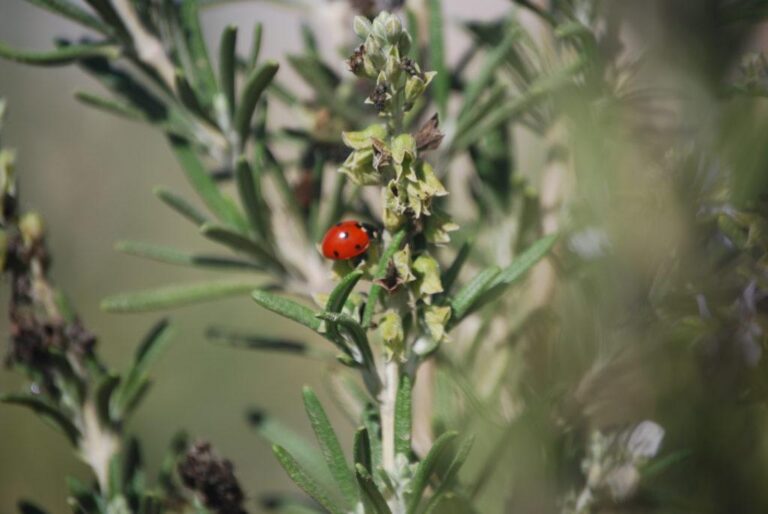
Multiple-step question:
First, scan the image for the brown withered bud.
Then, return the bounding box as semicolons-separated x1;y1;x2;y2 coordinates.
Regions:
374;261;403;293
400;57;422;79
414;114;444;152
371;138;392;170
179;441;247;514
370;83;390;113
347;44;366;75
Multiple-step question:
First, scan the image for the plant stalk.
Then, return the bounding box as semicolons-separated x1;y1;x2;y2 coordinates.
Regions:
380;359;400;474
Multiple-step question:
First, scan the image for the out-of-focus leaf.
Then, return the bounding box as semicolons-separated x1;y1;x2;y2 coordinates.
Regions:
235;156;271;241
406;431;459;514
0;394;79;445
427;0;448;116
95;373;121;426
353;427;372;473
302;387;358;507
153;186;209;225
219;25;238;116
449;266;500;322
180;0;218;103
17;501;50;514
116;240;262;271
102;279;262;312
235;61;280;149
207;326;330;358
168;135;247;230
200;223;279;268
422;436;475;513
272;445;345;514
23;0;109;33
441;241;471;295
75;91;145;121
249;22;263;68
0;41;119;65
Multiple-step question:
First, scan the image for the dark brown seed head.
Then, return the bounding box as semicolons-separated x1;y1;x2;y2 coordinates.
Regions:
178;441;246;514
347;44;366;75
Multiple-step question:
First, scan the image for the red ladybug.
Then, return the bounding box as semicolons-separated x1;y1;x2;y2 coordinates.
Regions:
321;220;377;260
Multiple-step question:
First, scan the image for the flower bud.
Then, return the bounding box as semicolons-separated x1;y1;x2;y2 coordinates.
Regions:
19;212;44;245
353;16;372;39
384;14;402;42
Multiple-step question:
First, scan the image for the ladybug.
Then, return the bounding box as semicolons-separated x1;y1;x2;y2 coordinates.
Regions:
321;220;378;260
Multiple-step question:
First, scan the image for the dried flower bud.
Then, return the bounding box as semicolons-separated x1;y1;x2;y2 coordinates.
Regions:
414;114;444;153
347;44;366;75
370;82;390;112
178;441;246;514
400;57;422;78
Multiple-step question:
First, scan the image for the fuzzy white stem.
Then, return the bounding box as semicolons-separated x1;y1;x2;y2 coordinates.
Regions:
380;360;400;474
79;402;121;493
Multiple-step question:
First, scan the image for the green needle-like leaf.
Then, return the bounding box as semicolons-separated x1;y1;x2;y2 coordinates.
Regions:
235;156;271;240
180;0;218;103
168;135;247;230
116;240;262;271
326;270;364;314
353;427;372;473
355;464;393;514
95;373;121;426
488;233;558;288
406;431;459;514
235;61;279;149
422;436;475;513
23;0;109;34
441;241;471;296
248;409;338;496
0;41;119;65
362;229;407;328
252;289;322;332
1;394;80;445
200;223;279;269
219;25;238;116
449;266;500;321
102;279;262;313
175;70;211;122
249;22;263;68
302;387;358;508
17;501;50;514
153;186;209;226
272;445;345;514
395;373;412;457
207;326;331;359
427;0;448;116
75;91;144;121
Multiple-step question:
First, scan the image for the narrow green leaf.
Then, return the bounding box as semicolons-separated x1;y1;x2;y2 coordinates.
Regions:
355;464;393;514
317;312;380;395
353;427;372;473
111;320;174;420
406;431;459;514
449;266;500;321
272;445;345;514
302;387;358;507
175;70;211;122
95;373;121;426
422;436;475;513
248;409;337;495
235;156;271;240
158;430;188;494
102;279;262;313
441;241;471;295
362;229;407;328
363;405;382;473
116;240;262;271
0;41;119;65
395;374;412;457
154;186;209;226
489;233;558;288
180;0;218;102
427;0;448;116
75;91;144;121
249;23;263;68
219;25;238;116
17;501;50;514
459;28;520;119
1;394;79;445
168;134;247;230
235;61;280;149
252;289;321;332
207;326;329;359
23;0;109;34
83;0;125;34
326;270;364;314
200;223;278;268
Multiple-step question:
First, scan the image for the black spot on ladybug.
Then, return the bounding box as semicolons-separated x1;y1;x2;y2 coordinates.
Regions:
355;222;363;229
340;232;348;239
333;250;340;258
355;244;362;250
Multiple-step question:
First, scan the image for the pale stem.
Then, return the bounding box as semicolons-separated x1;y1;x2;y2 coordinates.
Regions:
411;358;435;458
78;402;121;493
380;359;400;474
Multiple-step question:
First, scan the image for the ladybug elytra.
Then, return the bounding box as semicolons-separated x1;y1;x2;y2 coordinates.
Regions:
321;220;377;260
